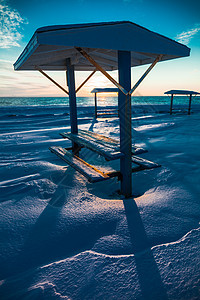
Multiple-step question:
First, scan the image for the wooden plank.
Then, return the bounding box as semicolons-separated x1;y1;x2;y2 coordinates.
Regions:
79;129;119;145
49;146;110;183
36;67;69;95
97;112;118;117
132;155;160;169
75;47;128;96
98;109;118;113
78;130;147;155
129;55;163;95
76;70;96;93
60;132;124;161
78;130;121;151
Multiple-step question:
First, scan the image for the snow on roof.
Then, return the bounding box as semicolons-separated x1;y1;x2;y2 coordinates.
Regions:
14;21;190;71
91;88;118;93
164;90;200;95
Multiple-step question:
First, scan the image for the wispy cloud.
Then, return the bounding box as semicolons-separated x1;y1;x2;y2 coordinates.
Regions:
0;0;28;48
176;24;200;45
0;59;69;96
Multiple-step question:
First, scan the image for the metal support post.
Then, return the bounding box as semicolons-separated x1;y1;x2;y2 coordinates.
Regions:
188;94;192;115
118;50;132;198
170;94;174;115
66;58;79;153
94;92;97;118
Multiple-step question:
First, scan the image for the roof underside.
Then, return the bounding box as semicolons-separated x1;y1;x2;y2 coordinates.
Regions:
91;88;118;93
14;21;190;71
165;90;200;95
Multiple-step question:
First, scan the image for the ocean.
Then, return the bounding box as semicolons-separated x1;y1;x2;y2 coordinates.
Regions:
0;96;200;107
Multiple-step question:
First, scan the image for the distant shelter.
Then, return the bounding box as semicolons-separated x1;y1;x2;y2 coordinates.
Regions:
91;88;118;118
165;90;200;115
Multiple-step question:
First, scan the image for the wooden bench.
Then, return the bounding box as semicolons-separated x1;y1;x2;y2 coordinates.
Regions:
60;129;147;160
60;132;124;161
50;130;160;183
49;146;111;182
49;146;160;183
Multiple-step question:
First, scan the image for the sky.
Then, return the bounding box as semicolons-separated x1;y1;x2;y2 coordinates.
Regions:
0;0;200;97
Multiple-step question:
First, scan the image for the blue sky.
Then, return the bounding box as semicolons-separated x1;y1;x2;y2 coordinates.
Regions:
0;0;200;96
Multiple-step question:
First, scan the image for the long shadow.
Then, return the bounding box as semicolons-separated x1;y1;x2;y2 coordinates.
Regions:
0;167;117;281
123;198;168;300
88;117;98;132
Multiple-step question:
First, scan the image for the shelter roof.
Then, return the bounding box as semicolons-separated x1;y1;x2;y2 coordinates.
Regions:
164;90;200;95
91;88;118;93
14;21;190;71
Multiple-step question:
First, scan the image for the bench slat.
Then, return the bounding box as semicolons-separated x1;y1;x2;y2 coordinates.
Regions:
49;146;111;183
132;155;160;169
79;130;147;154
70;129;147;155
60;132;124;161
79;129;119;145
49;147;161;183
97;112;118;117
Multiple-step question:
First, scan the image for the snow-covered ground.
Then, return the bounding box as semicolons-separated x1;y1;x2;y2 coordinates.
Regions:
0;104;200;299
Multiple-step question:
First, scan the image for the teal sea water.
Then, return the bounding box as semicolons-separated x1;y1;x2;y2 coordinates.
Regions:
0;96;199;106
